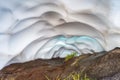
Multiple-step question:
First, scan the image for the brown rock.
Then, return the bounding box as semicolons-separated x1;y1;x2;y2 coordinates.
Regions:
0;48;120;80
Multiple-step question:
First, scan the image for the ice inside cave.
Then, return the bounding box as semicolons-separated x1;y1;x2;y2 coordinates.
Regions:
0;0;120;69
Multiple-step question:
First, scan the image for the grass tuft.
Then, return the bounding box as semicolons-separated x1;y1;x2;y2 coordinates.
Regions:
65;52;77;62
45;72;96;80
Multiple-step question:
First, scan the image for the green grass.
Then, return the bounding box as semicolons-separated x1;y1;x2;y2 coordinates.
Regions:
64;52;77;62
45;72;95;80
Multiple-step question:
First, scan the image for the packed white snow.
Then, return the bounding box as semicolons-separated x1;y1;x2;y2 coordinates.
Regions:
0;0;120;69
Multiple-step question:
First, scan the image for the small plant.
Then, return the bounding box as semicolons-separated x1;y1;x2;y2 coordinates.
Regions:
45;72;95;80
64;72;94;80
44;75;50;80
65;52;77;62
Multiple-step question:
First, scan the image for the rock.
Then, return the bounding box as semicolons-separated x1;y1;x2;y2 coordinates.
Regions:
0;48;120;80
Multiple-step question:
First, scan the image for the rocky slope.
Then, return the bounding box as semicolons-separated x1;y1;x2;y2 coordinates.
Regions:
0;48;120;80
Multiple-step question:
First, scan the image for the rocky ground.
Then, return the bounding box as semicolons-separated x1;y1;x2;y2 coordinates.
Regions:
0;48;120;80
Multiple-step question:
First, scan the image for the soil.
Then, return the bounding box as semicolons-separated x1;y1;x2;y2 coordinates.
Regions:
0;48;120;80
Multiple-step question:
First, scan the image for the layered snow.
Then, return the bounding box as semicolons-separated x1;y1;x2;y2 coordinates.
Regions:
0;0;120;69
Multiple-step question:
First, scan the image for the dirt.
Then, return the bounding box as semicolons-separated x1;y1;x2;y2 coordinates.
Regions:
0;48;120;80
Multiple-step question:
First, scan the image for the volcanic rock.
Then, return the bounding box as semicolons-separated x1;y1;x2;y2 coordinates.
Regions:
0;48;120;80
